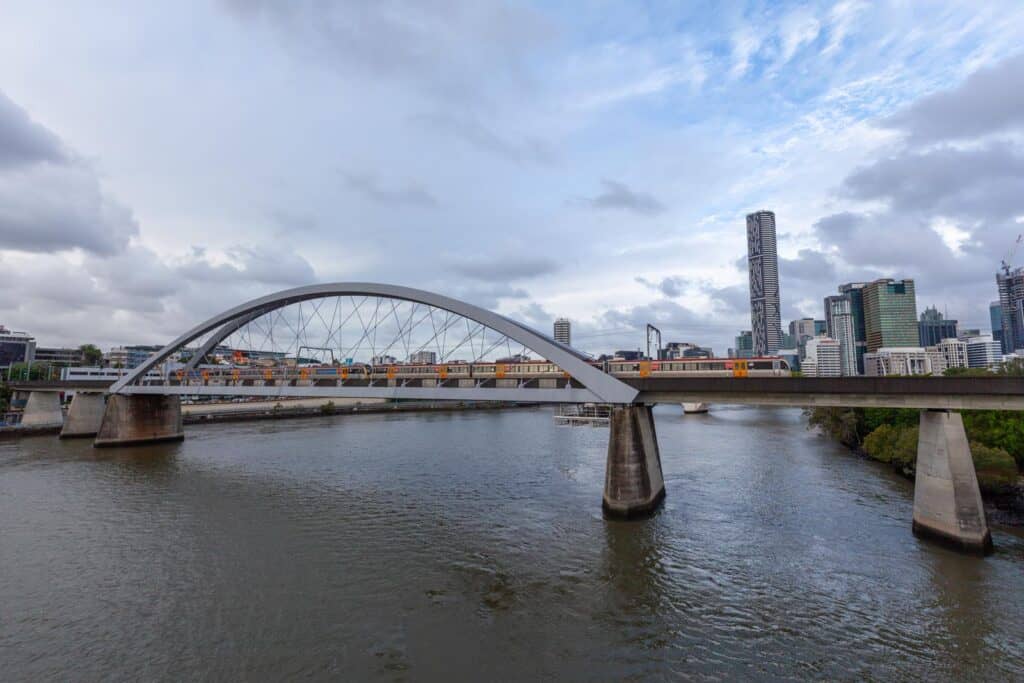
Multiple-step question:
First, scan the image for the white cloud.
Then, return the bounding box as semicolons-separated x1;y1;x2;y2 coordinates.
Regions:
778;11;821;64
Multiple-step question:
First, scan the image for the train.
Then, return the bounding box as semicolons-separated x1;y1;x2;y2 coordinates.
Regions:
171;356;790;382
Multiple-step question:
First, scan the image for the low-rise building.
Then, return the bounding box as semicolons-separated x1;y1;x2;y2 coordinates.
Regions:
34;347;85;367
106;344;163;369
803;337;841;377
936;338;968;370
965;336;1001;369
409;350;437;365
863;347;934;376
0;325;35;373
661;342;712;359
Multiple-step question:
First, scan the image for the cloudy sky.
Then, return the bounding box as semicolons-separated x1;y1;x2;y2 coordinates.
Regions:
1;0;1023;355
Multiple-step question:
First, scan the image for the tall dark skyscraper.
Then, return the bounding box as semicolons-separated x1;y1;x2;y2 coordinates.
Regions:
863;278;918;351
838;282;868;374
746;210;782;355
996;267;1024;353
990;301;1004;347
918;306;957;347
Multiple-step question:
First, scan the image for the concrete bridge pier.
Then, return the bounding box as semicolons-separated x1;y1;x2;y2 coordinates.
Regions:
94;394;184;448
60;392;107;438
20;391;64;428
912;410;992;555
603;404;666;518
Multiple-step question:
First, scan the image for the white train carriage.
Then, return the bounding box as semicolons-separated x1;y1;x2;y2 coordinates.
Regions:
606;357;790;378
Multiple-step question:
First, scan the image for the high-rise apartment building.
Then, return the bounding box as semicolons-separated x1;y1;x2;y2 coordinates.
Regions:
918;306;958;347
553;318;571;346
824;295;857;375
838;282;868;373
996;267;1024;353
990;301;1004;347
863;278;918;352
746;210;783;355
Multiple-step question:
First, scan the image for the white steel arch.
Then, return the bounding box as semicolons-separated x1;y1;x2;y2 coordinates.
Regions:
110;283;639;404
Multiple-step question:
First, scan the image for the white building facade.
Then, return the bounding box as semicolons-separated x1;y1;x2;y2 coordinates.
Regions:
803;337;841;377
936;338;968;370
863;347;935;376
965;336;1001;368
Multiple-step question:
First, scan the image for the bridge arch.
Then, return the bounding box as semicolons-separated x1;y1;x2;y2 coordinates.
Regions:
109;282;639;404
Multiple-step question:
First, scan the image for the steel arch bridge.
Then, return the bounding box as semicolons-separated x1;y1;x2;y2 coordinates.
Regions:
110;283;640;405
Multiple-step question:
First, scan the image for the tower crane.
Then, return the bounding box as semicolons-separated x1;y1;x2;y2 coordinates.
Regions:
1002;234;1023;275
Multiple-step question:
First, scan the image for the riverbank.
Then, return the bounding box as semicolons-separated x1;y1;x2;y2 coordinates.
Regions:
0;398;540;439
806;406;1024;525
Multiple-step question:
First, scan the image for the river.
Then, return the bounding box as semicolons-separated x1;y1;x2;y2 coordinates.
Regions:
2;406;1022;680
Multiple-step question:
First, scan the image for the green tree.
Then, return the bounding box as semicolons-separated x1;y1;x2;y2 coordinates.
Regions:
961;410;1024;469
997;357;1024;376
944;366;990;377
863;424;918;475
0;381;11;413
7;362;52;381
78;344;103;366
806;407;863;447
969;441;1018;493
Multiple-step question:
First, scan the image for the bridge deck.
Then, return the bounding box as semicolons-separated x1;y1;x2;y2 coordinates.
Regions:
627;376;1024;410
11;376;1024;410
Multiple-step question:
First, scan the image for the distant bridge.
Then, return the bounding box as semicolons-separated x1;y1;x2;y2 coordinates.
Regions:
11;282;1019;555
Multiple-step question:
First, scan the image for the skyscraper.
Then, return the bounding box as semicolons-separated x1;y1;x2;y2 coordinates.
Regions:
996;267;1024;353
838;282;868;374
990;301;1004;347
863;278;918;352
918;306;958;347
553;318;571;346
824;295;857;376
746;210;783;355
733;330;753;358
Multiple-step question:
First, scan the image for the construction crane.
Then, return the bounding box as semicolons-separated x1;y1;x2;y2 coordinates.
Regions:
643;323;659;360
1002;234;1023;275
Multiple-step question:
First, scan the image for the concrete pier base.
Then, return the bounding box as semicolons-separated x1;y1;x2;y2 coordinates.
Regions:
912;410;992;555
94;394;184;448
603;405;666;518
21;391;64;428
60;392;107;438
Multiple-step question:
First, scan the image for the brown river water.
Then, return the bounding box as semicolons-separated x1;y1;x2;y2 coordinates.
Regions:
2;405;1022;680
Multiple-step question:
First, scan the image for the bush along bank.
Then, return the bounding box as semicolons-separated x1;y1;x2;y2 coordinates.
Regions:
807;407;1023;521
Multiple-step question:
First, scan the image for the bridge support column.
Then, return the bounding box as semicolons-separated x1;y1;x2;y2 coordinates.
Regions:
912;410;991;555
94;394;183;448
59;393;107;438
603;405;665;518
20;391;64;428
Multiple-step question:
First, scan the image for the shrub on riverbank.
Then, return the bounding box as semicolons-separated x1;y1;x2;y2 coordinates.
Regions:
862;424;917;476
807;407;1022;491
970;442;1019;493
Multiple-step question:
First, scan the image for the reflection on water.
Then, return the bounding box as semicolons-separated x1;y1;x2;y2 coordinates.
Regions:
1;406;1022;679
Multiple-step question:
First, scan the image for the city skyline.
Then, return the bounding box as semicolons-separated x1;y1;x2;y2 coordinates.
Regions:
0;2;1022;355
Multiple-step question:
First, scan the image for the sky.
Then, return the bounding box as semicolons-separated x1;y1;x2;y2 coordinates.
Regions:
1;0;1023;356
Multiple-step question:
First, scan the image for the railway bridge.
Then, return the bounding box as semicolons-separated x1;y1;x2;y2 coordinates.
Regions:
12;283;1024;555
